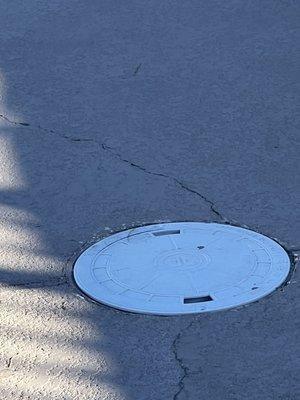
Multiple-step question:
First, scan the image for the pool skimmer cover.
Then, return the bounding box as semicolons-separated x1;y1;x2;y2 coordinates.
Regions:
73;222;290;315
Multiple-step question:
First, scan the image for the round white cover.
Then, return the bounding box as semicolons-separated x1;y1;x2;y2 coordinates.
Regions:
73;222;290;315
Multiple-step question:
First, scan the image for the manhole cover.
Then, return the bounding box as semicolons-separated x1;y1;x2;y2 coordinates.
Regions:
73;222;290;315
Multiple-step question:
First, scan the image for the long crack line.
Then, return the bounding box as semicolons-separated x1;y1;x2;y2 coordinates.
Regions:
171;319;198;400
2;278;67;289
0;113;94;143
1;113;106;177
1;113;227;221
101;143;227;222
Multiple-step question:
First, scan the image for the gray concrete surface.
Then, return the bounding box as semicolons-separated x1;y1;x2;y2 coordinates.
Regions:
0;1;299;399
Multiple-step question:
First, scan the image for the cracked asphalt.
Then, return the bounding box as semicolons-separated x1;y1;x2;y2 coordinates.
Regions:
0;1;299;399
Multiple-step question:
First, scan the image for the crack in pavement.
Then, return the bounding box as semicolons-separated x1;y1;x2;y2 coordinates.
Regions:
1;112;297;399
289;247;300;253
0;112;106;174
101;143;227;222
133;63;142;76
0;113;92;143
171;319;199;400
6;357;12;369
2;278;68;289
0;113;227;222
0;114;30;126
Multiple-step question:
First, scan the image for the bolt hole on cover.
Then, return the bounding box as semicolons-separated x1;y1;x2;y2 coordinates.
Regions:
73;222;291;315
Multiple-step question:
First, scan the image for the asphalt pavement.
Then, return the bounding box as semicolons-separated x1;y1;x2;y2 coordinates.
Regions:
0;1;299;399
